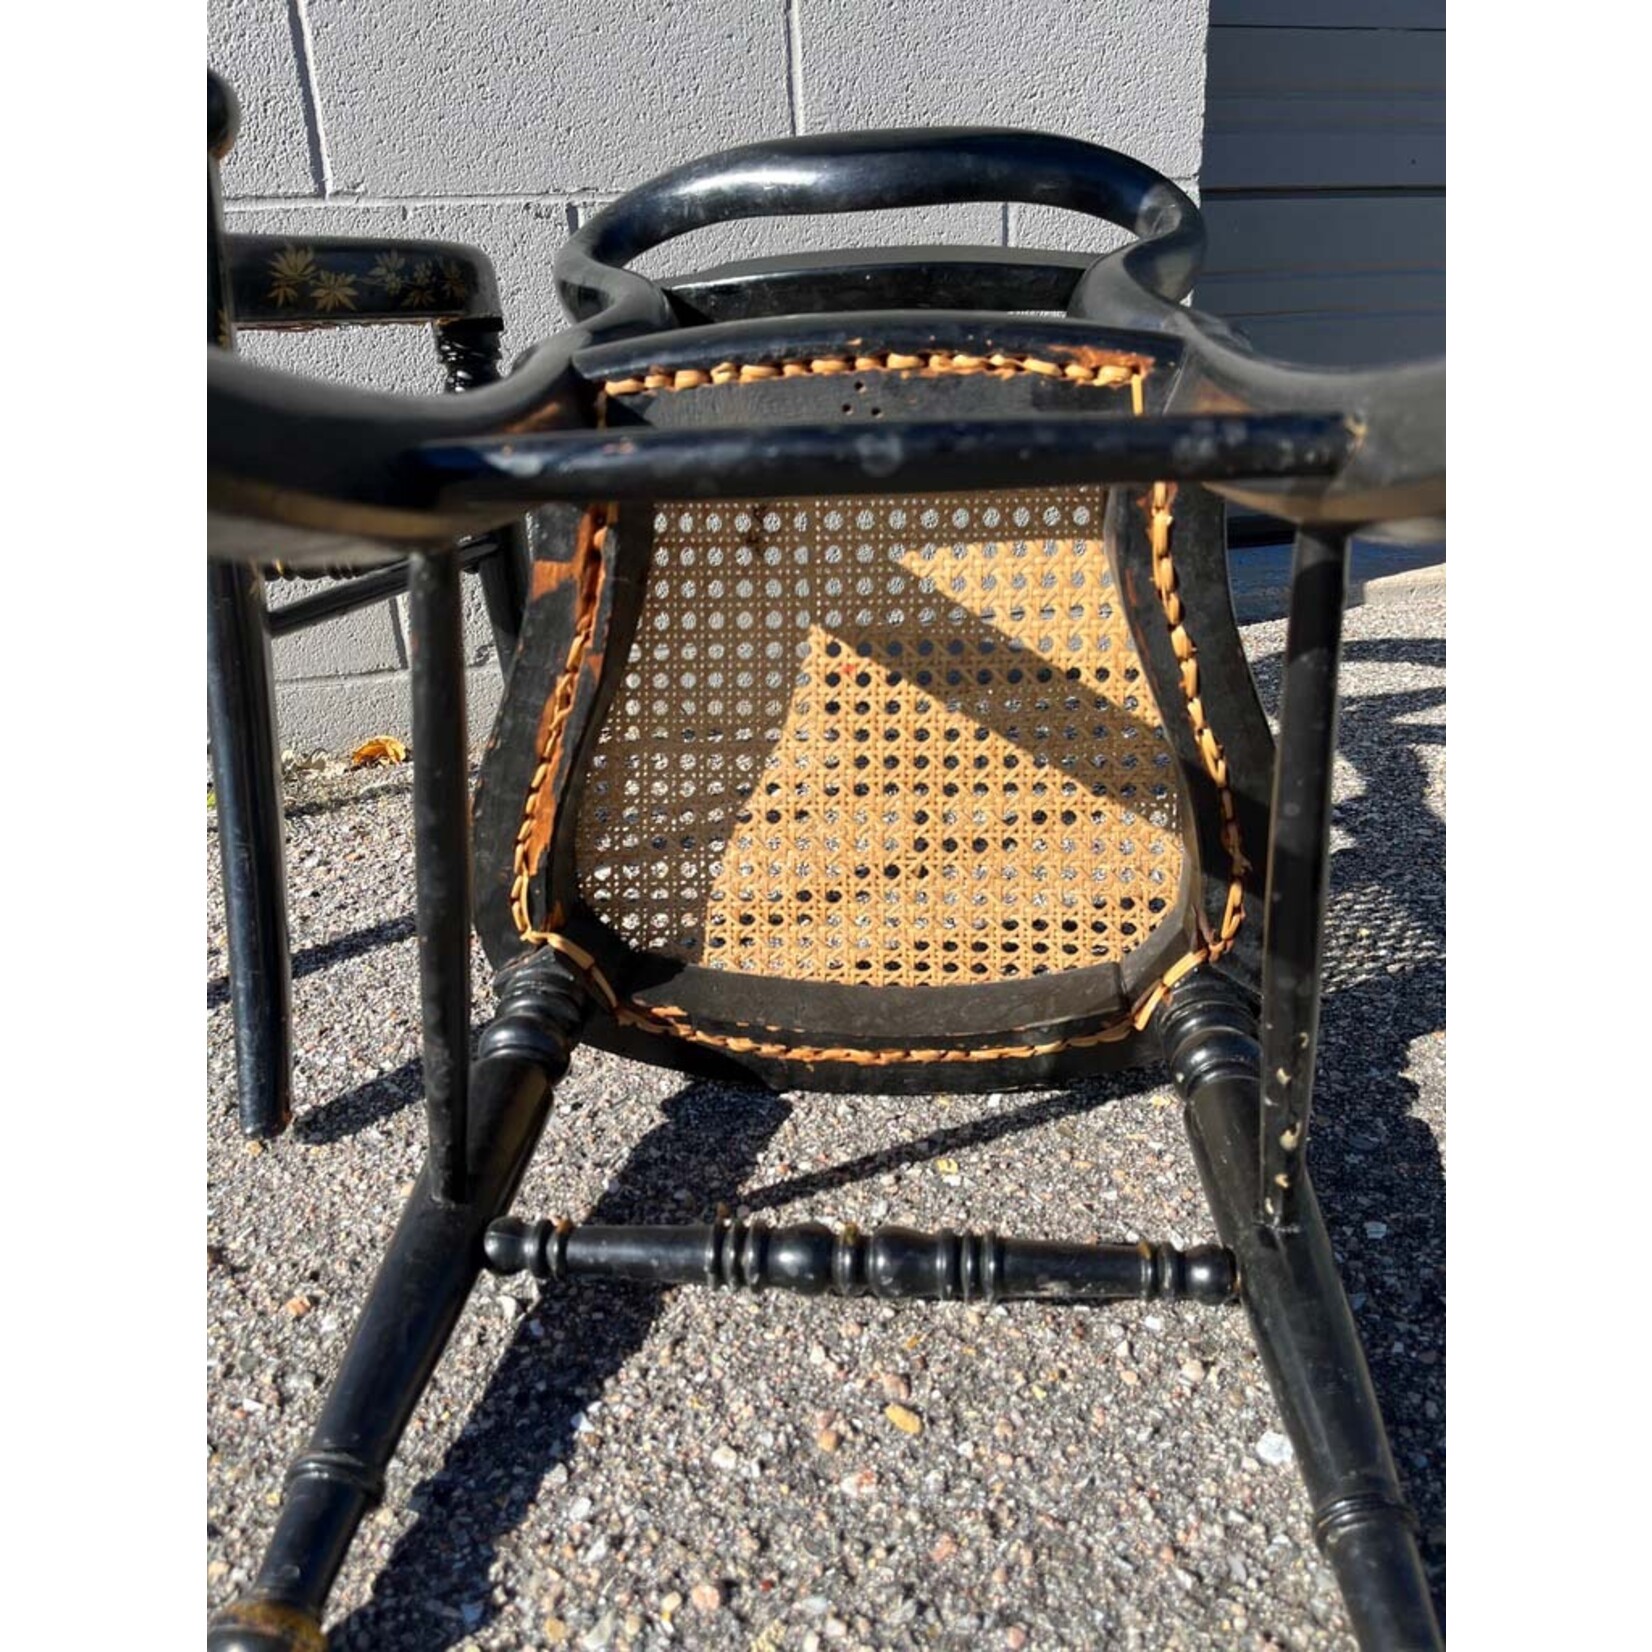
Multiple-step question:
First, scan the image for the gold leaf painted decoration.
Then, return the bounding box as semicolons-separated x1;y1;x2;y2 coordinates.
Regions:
369;251;407;294
257;245;463;315
312;269;359;312
402;260;436;308
267;245;317;306
350;736;408;768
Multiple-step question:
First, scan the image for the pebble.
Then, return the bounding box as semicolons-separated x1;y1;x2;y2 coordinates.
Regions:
710;1445;740;1471
1365;1221;1390;1239
282;1295;312;1318
1255;1431;1295;1467
816;1428;842;1453
1006;1628;1030;1650
885;1404;924;1436
878;1372;912;1402
206;599;1446;1651
690;1581;723;1614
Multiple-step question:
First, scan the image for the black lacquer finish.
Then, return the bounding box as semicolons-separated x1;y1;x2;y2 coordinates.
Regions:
424;411;1352;506
433;318;533;672
408;551;473;1203
664;245;1098;323
207;560;292;1139
209;130;1443;553
1159;976;1442;1651
207;955;591;1652
265;537;502;637
207;117;531;1148
226;232;502;332
1259;528;1352;1229
485;1215;1236;1306
207;76;291;1139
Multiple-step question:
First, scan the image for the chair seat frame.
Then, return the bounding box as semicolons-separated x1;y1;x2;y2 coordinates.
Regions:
207;69;1444;1652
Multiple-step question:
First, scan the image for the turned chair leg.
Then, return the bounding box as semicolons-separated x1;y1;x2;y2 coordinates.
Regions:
1160;976;1441;1652
208;559;293;1139
207;956;591;1652
433;317;533;678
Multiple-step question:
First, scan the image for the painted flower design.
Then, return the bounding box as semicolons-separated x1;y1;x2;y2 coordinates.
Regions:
267;245;317;306
369;252;408;294
439;259;468;303
402;260;436;308
311;269;359;312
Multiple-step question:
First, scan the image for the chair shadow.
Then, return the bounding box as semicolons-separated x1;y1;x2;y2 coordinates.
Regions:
740;1066;1148;1216
291;1048;436;1146
329;632;1444;1643
1252;632;1447;1621
206;914;416;1011
331;1080;794;1651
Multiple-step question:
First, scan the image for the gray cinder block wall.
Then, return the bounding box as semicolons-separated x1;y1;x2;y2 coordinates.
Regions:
211;0;1209;750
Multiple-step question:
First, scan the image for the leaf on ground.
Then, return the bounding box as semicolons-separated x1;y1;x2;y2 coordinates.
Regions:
350;736;408;768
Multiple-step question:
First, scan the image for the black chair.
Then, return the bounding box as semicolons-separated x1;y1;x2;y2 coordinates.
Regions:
207;67;1445;1652
208;80;531;1140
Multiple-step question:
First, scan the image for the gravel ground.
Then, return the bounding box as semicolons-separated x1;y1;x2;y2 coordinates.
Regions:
207;589;1445;1652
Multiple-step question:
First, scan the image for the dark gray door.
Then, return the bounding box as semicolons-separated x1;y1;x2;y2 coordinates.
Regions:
1198;2;1444;366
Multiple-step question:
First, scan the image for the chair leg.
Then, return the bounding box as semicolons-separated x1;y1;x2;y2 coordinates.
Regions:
208;955;591;1652
1159;974;1442;1652
432;317;532;677
208;560;293;1139
474;519;532;676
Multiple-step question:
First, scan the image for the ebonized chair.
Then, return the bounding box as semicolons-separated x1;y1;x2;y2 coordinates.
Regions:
208;82;531;1141
207;66;1445;1652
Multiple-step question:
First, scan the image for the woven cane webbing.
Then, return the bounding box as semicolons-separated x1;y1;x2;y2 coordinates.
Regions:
575;486;1183;986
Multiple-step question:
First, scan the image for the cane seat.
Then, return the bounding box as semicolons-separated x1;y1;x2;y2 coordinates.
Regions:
471;343;1275;1093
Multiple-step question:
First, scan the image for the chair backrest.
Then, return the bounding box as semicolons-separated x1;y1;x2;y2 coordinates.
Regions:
472;333;1276;1094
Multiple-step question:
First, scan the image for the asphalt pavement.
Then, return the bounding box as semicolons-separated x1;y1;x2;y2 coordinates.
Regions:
207;584;1445;1651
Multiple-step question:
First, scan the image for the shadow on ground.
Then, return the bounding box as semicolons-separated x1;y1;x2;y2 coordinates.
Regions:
321;631;1443;1646
334;1081;794;1650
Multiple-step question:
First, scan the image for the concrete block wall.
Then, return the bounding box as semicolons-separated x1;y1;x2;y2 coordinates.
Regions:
212;0;1209;751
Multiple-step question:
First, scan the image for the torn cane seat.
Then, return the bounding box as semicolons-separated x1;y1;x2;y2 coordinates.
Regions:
208;102;1445;1652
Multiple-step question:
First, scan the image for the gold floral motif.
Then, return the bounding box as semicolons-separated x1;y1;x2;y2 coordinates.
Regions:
402;260;436;308
312;269;359;312
439;258;468;303
267;245;317;306
368;251;408;294
257;244;465;315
